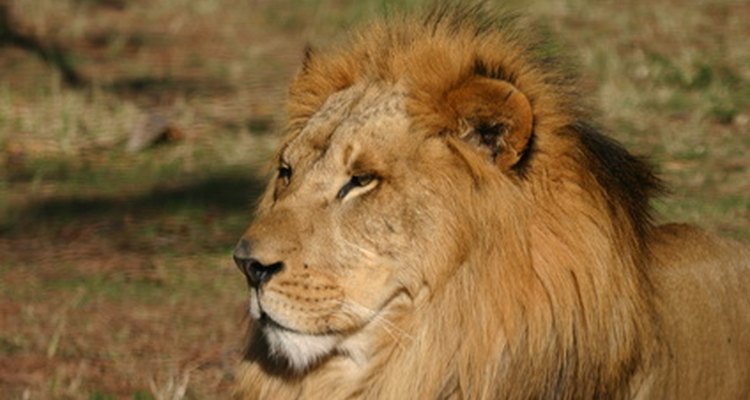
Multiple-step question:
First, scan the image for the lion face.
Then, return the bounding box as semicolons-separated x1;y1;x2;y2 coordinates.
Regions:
233;48;536;370
234;82;474;370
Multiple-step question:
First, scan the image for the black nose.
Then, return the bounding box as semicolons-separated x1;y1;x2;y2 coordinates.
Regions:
233;239;284;287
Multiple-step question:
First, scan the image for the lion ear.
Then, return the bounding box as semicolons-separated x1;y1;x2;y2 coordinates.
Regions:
447;77;533;171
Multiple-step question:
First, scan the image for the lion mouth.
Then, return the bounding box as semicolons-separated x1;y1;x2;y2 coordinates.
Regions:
252;293;300;334
259;311;297;333
254;295;321;336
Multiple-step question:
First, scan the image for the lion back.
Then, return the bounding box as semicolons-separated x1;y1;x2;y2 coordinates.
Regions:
646;223;750;399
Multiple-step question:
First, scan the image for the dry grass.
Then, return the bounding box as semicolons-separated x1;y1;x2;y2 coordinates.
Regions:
0;0;747;398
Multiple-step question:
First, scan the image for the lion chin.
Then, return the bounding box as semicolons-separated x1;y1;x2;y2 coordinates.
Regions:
231;5;750;400
261;322;338;372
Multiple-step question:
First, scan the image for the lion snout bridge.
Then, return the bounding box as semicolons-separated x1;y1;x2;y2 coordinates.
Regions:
233;239;284;287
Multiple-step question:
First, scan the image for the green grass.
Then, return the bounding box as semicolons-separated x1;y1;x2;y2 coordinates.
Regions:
0;0;747;398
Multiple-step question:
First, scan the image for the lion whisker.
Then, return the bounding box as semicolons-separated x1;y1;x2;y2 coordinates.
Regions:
339;300;413;348
340;238;379;261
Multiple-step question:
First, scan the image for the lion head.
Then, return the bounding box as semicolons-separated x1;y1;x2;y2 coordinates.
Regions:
233;6;666;399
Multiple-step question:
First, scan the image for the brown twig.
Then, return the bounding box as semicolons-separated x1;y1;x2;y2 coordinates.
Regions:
0;2;87;87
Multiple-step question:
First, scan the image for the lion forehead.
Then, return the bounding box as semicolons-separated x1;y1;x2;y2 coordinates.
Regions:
283;83;412;166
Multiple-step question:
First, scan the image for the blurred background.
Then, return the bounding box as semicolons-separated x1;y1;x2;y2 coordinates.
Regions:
0;0;747;398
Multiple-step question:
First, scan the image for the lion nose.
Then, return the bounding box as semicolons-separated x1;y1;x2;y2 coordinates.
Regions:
233;239;284;287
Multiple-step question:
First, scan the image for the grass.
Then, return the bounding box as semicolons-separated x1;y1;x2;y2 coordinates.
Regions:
0;0;748;398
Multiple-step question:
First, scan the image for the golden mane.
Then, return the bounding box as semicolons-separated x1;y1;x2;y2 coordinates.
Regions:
234;5;749;400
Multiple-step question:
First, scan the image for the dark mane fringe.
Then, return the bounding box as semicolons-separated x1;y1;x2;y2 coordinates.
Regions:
573;121;664;239
423;2;506;37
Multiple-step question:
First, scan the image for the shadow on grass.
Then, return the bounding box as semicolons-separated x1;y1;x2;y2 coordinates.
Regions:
23;174;263;218
2;172;267;254
105;76;236;104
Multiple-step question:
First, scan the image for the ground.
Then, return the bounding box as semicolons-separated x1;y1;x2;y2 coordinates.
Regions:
0;0;748;398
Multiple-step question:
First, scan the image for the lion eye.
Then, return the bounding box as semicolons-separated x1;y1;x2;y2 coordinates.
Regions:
278;164;292;183
337;173;377;199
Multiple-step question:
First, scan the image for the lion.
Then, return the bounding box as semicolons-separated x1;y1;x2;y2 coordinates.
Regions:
232;6;750;399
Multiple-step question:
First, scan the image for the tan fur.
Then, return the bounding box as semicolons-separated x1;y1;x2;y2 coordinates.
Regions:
234;6;750;399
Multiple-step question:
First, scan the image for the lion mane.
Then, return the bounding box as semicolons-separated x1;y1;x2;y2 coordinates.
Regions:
233;6;750;399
